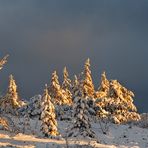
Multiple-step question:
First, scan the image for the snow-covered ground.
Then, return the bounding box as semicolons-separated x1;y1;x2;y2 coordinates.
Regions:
0;118;148;148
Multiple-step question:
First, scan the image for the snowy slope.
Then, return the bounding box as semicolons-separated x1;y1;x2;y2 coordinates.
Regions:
0;118;148;148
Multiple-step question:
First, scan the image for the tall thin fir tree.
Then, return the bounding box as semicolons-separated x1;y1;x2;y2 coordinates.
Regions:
80;58;95;98
71;75;79;97
62;67;72;90
73;75;79;88
8;75;20;108
62;67;72;105
68;87;96;138
48;71;62;105
40;84;60;138
95;71;110;98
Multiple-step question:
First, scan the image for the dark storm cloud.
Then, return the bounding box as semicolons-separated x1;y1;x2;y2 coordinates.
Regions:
0;0;148;112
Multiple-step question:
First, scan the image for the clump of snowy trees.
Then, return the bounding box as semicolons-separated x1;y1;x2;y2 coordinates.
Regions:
95;72;140;124
48;70;72;105
0;55;141;139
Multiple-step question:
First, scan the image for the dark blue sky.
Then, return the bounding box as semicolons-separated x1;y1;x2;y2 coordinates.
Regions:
0;1;148;112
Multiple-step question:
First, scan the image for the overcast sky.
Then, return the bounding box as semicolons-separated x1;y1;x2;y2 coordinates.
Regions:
0;0;148;112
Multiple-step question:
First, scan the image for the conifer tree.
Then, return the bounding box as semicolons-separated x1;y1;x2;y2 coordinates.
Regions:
62;67;71;90
27;95;42;118
80;58;95;98
71;75;79;97
71;74;96;118
48;71;62;104
73;75;79;88
40;84;59;138
8;75;20;108
0;75;24;114
62;67;72;105
95;71;110;98
0;54;9;71
68;88;95;138
48;71;70;105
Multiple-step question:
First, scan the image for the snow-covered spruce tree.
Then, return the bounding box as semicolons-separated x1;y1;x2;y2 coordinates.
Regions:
71;74;96;118
62;67;72;105
0;54;9;71
26;95;42;118
48;71;70;105
62;67;72;90
0;75;25;114
71;75;79;99
40;84;60;138
95;71;110;98
96;79;140;124
68;88;95;138
80;58;95;98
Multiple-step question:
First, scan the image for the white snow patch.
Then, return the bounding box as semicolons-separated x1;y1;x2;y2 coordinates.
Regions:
0;116;148;148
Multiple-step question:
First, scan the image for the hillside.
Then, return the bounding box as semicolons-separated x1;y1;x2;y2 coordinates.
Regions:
0;116;148;148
